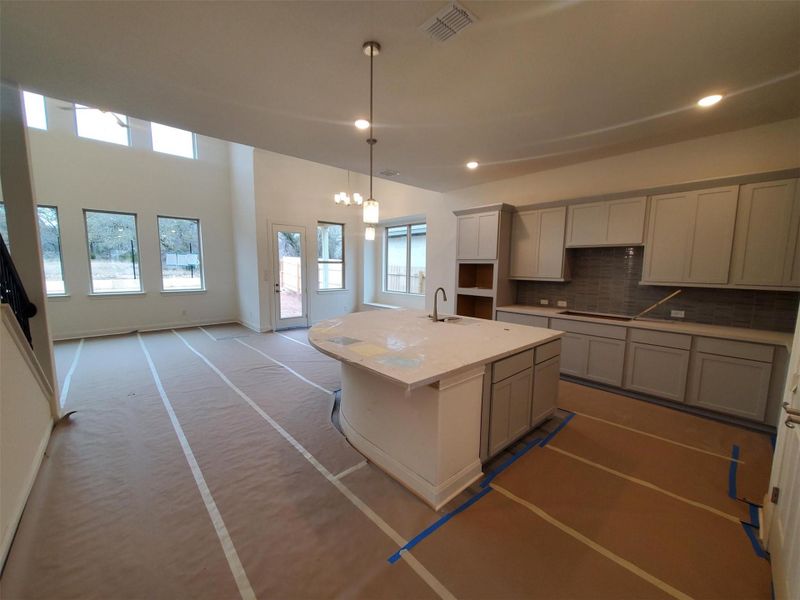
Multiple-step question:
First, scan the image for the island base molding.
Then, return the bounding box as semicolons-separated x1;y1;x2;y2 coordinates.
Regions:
339;363;485;510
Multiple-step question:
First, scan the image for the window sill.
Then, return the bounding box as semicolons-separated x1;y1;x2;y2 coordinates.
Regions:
381;290;426;298
88;291;146;298
161;289;207;295
317;288;348;294
46;294;70;300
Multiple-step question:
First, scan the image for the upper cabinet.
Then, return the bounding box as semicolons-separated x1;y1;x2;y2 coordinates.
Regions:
730;179;800;288
457;211;499;260
641;185;738;285
566;196;646;247
509;206;567;280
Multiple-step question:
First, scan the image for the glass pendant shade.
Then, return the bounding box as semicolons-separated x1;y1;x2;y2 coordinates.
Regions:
363;198;379;224
365;225;376;241
353;193;363;206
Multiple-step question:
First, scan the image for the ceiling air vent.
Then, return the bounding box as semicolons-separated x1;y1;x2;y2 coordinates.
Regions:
420;1;476;42
379;169;400;177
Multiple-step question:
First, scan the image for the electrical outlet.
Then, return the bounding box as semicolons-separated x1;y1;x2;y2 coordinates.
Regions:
557;300;567;308
670;309;685;319
539;299;549;306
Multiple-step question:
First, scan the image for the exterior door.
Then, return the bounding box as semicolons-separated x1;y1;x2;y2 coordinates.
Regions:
272;224;308;330
764;303;800;600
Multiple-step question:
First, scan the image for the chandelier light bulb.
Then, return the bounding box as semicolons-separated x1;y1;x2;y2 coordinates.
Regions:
353;192;363;205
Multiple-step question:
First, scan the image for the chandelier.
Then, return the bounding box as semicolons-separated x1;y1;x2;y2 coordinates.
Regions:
333;170;363;206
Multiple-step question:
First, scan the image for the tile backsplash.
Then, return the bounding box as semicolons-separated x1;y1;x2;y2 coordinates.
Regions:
516;247;800;332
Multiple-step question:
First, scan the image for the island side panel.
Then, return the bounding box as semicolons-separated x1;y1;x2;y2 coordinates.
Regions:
339;363;484;510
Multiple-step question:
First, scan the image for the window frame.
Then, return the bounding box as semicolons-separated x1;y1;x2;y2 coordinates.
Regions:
383;222;426;296
150;122;198;160
74;104;131;147
316;221;345;292
37;205;67;296
83;208;143;295
157;214;205;292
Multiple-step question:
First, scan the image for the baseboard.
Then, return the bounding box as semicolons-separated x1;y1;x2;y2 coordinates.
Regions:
0;423;52;573
53;317;240;341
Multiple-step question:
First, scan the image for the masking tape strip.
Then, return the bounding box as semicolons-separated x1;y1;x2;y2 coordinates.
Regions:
59;338;85;407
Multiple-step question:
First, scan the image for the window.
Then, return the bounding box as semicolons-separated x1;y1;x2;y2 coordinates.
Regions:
385;223;426;295
158;216;203;290
37;206;66;295
317;222;344;290
0;202;8;248
151;122;196;159
84;210;141;293
75;105;130;146
23;91;47;130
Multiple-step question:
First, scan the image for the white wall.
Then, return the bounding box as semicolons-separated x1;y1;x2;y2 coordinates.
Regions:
27;98;238;339
386;117;800;316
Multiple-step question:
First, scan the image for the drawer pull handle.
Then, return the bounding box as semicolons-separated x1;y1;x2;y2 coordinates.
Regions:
782;402;800;417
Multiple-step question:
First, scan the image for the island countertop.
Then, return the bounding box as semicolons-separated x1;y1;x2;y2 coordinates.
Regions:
308;309;562;389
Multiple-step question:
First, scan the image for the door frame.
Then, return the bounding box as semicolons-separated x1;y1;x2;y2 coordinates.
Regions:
270;223;309;330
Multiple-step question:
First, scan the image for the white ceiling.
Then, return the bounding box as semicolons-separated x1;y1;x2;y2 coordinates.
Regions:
2;1;799;192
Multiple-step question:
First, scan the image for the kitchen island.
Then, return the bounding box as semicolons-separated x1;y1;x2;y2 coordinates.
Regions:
309;309;562;509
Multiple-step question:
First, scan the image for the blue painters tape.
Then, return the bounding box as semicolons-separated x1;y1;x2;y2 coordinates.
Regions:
728;444;740;499
387;486;493;564
748;503;760;529
480;437;542;489
540;412;575;447
741;522;768;559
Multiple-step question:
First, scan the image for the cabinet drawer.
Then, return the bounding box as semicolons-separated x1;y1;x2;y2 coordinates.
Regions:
492;349;534;383
550;318;627;340
535;339;561;364
629;328;691;350
496;311;549;328
694;337;774;363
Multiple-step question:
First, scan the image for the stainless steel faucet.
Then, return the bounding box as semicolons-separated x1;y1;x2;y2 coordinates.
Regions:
432;287;447;322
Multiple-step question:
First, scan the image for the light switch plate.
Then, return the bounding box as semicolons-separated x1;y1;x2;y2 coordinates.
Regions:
557;300;567;308
670;309;685;319
539;299;549;305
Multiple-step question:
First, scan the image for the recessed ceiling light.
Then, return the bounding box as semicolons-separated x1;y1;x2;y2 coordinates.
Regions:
697;94;723;108
466;161;479;170
354;119;370;129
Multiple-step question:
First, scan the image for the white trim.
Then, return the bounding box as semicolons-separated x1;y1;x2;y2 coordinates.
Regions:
170;329;455;600
137;333;255;600
59;338;84;407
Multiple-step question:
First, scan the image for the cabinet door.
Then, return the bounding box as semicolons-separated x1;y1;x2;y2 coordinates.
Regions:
457;215;479;260
537;207;567;278
489;368;533;456
732;179;799;286
584;336;625;387
643;192;694;282
559;333;588;377
687;352;771;421
685;186;738;284
509;211;541;278
567;202;607;246
607;197;647;245
624;342;689;402
532;356;559;426
476;212;499;260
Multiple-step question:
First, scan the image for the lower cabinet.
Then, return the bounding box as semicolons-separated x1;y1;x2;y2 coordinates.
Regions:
624;342;690;403
489;368;533;456
687;352;772;421
532;356;559;426
559;332;625;387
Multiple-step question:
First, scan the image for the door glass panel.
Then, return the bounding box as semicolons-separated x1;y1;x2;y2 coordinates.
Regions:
277;230;303;319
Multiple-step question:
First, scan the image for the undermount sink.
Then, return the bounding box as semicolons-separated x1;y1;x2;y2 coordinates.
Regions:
559;310;633;322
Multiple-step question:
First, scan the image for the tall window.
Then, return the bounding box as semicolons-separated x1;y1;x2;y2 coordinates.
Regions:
0;203;8;248
151;122;196;159
84;210;141;293
75;105;130;146
158;216;203;290
317;222;344;290
37;206;66;295
385;223;426;295
23;91;47;130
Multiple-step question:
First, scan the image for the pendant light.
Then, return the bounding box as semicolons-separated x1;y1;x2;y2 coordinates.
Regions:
362;41;380;238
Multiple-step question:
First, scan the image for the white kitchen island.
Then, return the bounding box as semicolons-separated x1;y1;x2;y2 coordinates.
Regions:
309;309;562;510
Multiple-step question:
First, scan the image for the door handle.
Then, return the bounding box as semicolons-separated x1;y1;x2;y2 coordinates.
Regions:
782;402;800;417
274;283;280;293
785;414;800;429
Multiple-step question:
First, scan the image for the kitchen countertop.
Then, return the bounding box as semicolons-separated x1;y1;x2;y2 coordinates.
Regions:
309;309;562;389
496;304;793;349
